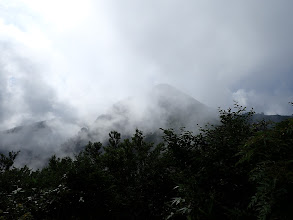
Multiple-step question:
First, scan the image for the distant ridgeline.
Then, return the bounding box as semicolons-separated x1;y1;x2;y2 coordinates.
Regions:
252;113;292;123
0;84;292;168
62;84;218;153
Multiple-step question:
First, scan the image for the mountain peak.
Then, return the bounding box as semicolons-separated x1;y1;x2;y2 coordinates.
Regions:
151;83;205;108
152;83;186;95
153;83;178;91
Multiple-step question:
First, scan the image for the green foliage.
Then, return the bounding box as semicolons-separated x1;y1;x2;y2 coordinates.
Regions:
0;103;292;219
161;103;255;219
101;129;172;218
238;117;293;220
0;151;19;172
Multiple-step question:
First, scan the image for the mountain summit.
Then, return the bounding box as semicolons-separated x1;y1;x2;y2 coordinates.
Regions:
76;84;217;146
1;84;217;167
151;84;212;126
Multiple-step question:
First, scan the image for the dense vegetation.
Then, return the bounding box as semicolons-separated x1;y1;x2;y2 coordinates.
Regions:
0;104;292;219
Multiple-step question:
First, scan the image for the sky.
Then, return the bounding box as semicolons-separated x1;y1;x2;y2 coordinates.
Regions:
0;0;293;131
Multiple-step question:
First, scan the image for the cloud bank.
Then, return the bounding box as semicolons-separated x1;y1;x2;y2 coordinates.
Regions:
0;0;292;132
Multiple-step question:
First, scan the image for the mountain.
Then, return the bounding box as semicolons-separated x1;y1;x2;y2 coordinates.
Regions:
62;84;218;153
0;119;80;168
252;113;292;123
94;84;215;131
2;84;290;168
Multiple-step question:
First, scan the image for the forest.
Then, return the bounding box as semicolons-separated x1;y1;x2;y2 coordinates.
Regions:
0;103;293;220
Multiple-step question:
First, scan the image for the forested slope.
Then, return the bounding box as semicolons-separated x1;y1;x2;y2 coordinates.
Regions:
0;103;293;219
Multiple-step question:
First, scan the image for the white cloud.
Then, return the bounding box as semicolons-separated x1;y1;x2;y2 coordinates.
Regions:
0;0;292;132
233;89;293;115
232;89;249;107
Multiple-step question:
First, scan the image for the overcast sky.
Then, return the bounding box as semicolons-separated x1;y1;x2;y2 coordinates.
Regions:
0;0;293;130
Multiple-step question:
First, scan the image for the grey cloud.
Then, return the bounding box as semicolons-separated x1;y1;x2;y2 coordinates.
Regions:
0;44;81;168
0;0;292;167
0;42;79;128
1;0;291;116
0;119;80;168
98;0;293;112
1;0;292;121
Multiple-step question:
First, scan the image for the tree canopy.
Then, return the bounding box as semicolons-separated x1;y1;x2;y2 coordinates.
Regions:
0;103;292;219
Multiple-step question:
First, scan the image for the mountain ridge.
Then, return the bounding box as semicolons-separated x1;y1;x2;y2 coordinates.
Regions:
1;84;291;168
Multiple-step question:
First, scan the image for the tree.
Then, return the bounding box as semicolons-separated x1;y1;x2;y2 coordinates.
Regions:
0;151;19;172
162;103;256;219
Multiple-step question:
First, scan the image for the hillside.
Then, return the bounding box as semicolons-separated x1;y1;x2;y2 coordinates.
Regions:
62;84;217;153
0;84;291;168
1;103;293;219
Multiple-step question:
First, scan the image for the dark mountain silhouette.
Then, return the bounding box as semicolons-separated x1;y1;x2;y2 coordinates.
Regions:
252;113;292;123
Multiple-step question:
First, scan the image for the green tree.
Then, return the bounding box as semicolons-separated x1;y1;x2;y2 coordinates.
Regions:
162;103;256;219
238;117;293;220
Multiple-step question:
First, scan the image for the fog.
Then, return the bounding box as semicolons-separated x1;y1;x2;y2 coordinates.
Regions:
0;0;293;167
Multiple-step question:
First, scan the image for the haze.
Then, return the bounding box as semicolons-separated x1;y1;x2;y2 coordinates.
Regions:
1;0;293;131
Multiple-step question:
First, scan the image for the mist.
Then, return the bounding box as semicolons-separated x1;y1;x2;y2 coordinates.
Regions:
0;0;293;167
